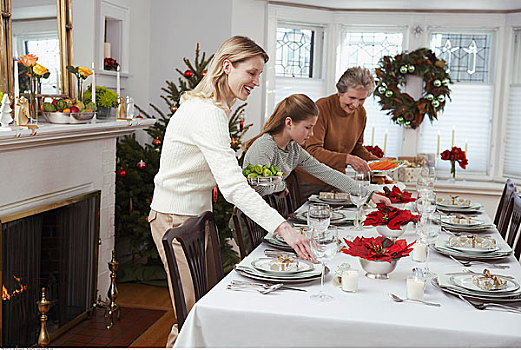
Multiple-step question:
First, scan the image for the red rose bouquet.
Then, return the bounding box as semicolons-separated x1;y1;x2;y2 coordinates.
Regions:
104;57;119;71
364;145;384;158
440;146;468;179
364;203;419;230
341;236;415;262
378;185;416;203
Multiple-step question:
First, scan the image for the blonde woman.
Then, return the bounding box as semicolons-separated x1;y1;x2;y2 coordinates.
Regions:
148;36;311;346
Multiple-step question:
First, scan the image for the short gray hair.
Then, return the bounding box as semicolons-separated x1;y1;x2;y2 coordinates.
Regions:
336;67;375;96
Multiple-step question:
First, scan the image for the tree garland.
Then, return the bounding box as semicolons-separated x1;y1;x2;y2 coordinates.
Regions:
374;48;452;129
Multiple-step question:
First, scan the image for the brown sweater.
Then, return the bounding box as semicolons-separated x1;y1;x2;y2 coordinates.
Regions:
296;93;379;185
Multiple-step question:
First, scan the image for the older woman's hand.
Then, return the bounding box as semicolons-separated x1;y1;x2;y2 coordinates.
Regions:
274;221;312;260
370;193;392;206
346;154;371;173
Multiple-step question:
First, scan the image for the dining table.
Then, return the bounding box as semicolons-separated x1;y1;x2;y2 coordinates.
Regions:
174;201;521;347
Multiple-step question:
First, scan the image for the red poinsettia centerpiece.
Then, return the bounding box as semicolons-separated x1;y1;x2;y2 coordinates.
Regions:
364;145;384;158
441;146;468;179
364;203;419;230
341;236;415;262
378;185;416;203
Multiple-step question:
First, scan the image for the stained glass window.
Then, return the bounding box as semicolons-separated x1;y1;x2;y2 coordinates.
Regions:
276;27;314;78
431;33;491;83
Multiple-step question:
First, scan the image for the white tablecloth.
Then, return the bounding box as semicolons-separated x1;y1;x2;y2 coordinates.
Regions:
174;209;521;347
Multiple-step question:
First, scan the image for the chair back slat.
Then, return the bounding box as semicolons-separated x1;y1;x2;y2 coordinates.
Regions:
231;207;266;258
162;211;224;330
495;179;517;238
507;193;521;260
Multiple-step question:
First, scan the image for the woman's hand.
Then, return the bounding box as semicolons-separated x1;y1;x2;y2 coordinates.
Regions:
346;154;371;173
274;221;312;260
370;193;392;206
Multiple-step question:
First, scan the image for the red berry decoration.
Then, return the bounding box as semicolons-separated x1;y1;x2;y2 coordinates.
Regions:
117;168;126;177
152;137;162;146
184;70;193;78
171;105;178;113
137;160;146;169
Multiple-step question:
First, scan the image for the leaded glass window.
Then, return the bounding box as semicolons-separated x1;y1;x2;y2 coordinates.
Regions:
276;27;314;78
431;33;492;83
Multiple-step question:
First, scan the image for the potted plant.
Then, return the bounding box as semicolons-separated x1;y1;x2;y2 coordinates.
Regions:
364;203;419;238
83;85;119;119
341;236;415;279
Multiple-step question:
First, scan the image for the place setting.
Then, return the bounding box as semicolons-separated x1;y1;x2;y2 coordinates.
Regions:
439;214;495;233
436;195;484;214
308;191;354;206
433;233;513;261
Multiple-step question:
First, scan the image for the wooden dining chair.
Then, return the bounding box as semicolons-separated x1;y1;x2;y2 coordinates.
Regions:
231;207;267;259
494;179;517;239
505;193;521;260
162;211;224;330
285;171;303;209
263;191;294;219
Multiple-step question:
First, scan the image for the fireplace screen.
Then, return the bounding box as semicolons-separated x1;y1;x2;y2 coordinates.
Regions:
1;191;100;347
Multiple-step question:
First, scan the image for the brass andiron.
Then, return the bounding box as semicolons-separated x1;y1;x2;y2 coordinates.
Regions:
37;287;52;346
94;250;121;329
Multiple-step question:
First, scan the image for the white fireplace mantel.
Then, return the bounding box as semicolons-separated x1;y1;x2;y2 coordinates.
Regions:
0;118;155;298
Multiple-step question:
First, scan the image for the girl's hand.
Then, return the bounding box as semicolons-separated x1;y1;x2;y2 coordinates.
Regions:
274;221;312;260
371;193;392;206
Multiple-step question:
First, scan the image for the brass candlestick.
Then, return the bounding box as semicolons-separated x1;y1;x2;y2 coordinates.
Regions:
37;287;52;346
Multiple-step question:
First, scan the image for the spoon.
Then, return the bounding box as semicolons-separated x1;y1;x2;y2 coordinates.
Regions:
389;293;441;307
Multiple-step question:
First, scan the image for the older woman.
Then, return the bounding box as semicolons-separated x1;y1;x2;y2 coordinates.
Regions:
295;67;379;201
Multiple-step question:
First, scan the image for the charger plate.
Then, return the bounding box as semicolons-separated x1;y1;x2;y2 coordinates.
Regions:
234;265;328;284
450;274;519;293
432;276;521;303
251;257;314;275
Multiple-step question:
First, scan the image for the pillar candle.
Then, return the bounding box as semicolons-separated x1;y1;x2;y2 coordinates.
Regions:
436;130;440;156
104;42;111;58
412;242;427;262
371;124;375;146
451;125;455;148
14;60;19;98
91;62;96;105
406;276;425;300
383;129;388;154
116;65;120;97
464;139;468;155
341;270;359;292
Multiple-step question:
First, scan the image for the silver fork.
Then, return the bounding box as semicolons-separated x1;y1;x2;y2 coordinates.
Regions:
227;283;283;294
458;295;521;313
449;255;510;269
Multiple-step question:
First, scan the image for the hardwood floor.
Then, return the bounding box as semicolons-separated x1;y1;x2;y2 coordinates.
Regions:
117;282;175;347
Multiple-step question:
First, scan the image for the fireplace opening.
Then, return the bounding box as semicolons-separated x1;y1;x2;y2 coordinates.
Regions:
1;191;100;347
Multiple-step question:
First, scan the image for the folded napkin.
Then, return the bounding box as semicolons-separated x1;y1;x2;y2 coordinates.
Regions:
236;253;321;279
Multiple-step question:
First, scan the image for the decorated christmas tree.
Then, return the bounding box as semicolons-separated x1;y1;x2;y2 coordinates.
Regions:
115;44;252;281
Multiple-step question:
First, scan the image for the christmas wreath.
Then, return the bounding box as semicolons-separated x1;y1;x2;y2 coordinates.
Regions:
374;48;452;129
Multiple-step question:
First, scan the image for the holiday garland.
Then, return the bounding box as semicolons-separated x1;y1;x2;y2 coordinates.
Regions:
374;48;452;129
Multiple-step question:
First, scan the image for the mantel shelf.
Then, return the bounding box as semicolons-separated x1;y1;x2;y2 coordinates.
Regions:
0;118;155;151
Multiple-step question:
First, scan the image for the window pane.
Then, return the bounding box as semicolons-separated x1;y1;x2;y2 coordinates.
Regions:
25;38;60;94
431;33;491;83
276;27;314;78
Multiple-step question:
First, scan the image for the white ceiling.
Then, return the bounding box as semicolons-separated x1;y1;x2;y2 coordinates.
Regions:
269;0;521;11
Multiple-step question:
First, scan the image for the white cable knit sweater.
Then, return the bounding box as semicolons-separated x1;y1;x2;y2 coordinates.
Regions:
151;97;285;233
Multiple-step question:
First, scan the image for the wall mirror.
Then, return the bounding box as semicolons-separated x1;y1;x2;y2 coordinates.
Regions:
0;0;74;98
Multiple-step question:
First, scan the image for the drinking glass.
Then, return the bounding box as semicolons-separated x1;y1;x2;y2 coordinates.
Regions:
309;226;339;302
307;203;331;234
416;166;436;195
416;191;437;217
418;212;441;278
350;172;371;230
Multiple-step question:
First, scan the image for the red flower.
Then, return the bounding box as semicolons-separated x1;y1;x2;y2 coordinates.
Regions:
364;203;419;230
378;185;416;203
341;236;415;262
440;146;468;169
364;145;384;158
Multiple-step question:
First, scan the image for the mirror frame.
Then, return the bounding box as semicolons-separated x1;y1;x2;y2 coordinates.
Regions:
0;0;74;98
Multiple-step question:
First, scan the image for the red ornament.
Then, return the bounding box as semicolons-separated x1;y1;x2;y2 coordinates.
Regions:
152;137;162;146
230;133;235;146
184;70;194;78
202;69;207;77
129;198;133;213
171;105;178;113
137;160;146;169
136;115;143;119
240;120;244;131
117;168;126;177
213;186;218;203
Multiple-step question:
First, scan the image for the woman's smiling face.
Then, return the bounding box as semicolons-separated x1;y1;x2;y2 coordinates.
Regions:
338;87;370;114
224;55;265;102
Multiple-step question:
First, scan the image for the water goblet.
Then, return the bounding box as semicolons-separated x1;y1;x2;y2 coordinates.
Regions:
307;203;331;234
417;212;441;278
350;172;371;230
309;226;339;302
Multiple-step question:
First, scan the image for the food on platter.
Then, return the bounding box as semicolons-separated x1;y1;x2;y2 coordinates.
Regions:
371;175;395;185
368;159;401;171
242;164;283;178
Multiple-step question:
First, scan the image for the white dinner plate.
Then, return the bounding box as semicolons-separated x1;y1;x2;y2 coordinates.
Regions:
293;210;355;224
450;274;520;293
449;244;499;253
441;217;485;227
432;277;521;303
251;257;314;276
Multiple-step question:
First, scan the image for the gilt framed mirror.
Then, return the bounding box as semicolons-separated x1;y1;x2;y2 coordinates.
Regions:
0;0;74;98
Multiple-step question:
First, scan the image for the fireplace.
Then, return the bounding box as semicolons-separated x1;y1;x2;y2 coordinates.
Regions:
0;191;100;347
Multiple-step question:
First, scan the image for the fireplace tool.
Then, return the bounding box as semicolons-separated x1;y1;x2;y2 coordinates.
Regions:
37;287;52;346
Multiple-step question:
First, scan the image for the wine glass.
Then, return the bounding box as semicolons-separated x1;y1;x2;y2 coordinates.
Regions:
417;166;436;195
418;212;441;278
416;191;437;217
309;225;339;302
307;203;331;234
350;172;371;230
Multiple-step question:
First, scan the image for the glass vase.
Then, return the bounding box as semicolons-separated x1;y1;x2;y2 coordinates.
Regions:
449;160;456;183
77;78;83;102
29;76;38;125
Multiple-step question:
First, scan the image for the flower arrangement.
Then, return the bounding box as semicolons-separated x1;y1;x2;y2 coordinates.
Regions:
17;54;49;119
341;236;415;262
104;57;119;71
364;145;384;158
441;146;468;179
83;85;119;108
364;203;419;230
66;65;93;102
378;185;416;204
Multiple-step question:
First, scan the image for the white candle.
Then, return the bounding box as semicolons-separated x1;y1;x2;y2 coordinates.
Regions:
412;242;428;262
436;130;440;156
383;129;388;155
104;42;112;59
13;60;19;98
451;125;456;147
341;270;359;292
91;62;96;105
371;124;375;146
406;276;425;301
464;139;468;155
116;65;120;97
